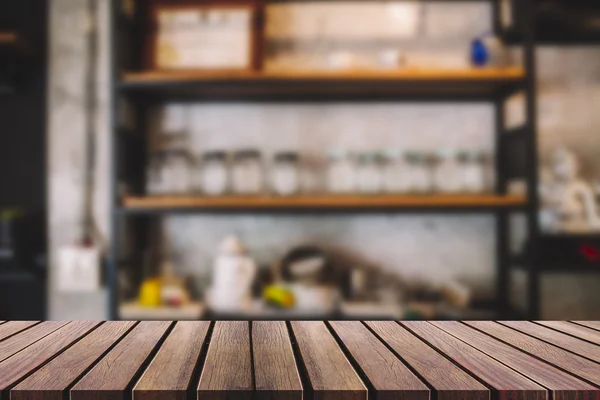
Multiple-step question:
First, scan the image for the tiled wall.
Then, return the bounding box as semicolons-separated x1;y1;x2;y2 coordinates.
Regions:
48;0;600;319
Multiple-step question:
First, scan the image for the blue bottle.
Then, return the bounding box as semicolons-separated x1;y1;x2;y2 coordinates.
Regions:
471;37;489;67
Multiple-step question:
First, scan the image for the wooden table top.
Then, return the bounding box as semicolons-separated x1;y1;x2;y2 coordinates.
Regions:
0;321;599;400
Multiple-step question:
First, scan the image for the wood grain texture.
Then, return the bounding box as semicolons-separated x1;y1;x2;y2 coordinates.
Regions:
536;321;600;345
198;321;253;400
11;321;136;400
71;321;172;400
431;322;599;400
0;321;38;342
500;321;600;363
134;321;210;400
366;321;489;400
466;321;600;386
290;321;367;400
0;321;100;391
572;321;600;331
123;194;527;210
252;321;302;400
329;321;429;400
0;321;68;363
403;322;546;400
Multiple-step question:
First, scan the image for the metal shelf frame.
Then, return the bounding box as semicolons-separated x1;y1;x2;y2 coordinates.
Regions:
107;0;540;320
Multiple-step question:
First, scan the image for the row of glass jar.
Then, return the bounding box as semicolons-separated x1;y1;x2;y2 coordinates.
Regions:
147;150;301;196
146;148;491;196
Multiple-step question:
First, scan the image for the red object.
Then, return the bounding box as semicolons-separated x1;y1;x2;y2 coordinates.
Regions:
579;244;600;262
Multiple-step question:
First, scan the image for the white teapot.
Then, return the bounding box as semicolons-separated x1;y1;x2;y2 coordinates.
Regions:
207;235;257;313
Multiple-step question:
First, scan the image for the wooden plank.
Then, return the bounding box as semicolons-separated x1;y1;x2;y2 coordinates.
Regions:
432;322;599;400
0;321;38;342
403;322;547;400
0;321;68;364
123;194;527;210
500;321;600;363
465;321;600;386
11;321;136;400
0;321;100;391
134;321;210;400
536;321;600;345
290;321;367;400
122;67;525;83
71;321;172;400
252;321;302;400
198;321;253;400
572;321;600;331
329;321;429;400
366;321;488;400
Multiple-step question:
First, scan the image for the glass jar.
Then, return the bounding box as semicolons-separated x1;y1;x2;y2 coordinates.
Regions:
461;150;488;193
327;150;356;194
433;149;463;194
164;150;193;194
271;152;300;196
406;152;434;194
382;149;412;193
147;153;167;195
201;151;229;196
232;150;264;195
356;152;383;194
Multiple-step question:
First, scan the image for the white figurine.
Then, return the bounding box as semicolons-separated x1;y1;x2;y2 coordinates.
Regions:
539;147;600;233
207;235;257;313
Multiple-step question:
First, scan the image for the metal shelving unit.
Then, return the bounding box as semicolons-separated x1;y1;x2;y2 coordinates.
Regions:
107;0;539;320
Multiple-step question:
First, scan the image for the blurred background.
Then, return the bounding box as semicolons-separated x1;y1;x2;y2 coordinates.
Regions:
1;0;600;321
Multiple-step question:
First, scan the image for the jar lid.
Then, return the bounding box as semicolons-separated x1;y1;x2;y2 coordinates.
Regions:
458;150;486;162
274;152;299;162
406;151;429;163
435;148;459;160
203;151;228;161
234;149;261;160
382;149;403;160
327;149;350;160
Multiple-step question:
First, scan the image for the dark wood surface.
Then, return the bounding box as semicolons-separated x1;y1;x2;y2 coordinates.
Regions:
71;321;172;400
291;321;367;400
329;321;429;400
0;321;38;342
431;321;598;400
198;321;253;400
134;321;210;400
536;321;600;345
500;321;600;363
0;321;598;400
252;321;302;400
402;322;547;400
466;321;600;386
366;321;490;400
11;321;136;400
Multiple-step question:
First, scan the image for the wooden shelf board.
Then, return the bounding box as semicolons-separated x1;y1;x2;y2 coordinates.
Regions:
118;67;525;101
121;67;525;84
121;194;528;211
